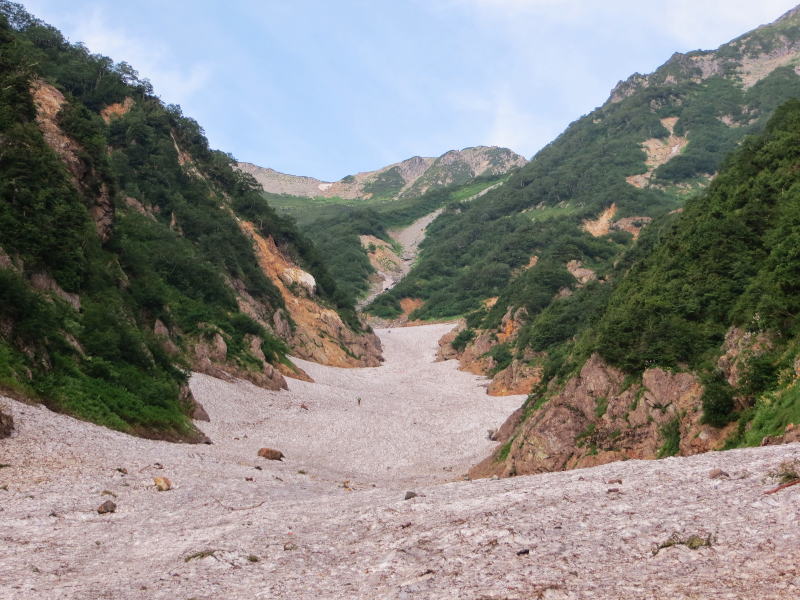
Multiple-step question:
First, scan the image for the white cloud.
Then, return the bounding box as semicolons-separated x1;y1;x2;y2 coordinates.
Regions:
25;3;214;106
659;0;800;49
486;91;552;155
450;0;799;40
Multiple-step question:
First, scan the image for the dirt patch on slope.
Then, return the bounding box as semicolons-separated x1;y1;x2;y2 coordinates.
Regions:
31;80;86;187
612;216;653;240
31;79;113;242
583;203;618;237
100;97;134;123
566;260;596;285
627;117;688;189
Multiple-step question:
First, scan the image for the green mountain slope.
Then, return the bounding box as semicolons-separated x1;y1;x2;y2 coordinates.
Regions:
370;5;800;322
468;99;800;477
0;2;369;439
299;174;508;304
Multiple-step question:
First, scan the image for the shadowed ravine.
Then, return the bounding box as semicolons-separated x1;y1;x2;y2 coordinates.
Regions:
358;209;442;309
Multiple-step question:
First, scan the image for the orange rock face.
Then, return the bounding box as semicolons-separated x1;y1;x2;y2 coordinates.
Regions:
239;221;382;368
31;80;114;242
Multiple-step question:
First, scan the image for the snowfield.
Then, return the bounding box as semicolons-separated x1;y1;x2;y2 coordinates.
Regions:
0;324;798;599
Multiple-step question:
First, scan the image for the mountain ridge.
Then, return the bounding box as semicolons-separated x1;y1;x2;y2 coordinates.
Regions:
237;145;526;201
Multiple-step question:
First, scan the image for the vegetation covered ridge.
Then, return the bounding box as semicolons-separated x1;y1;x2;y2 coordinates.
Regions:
464;98;800;478
0;1;368;439
368;5;800;322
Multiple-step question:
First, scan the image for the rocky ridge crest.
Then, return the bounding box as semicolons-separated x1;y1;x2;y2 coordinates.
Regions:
237;146;526;201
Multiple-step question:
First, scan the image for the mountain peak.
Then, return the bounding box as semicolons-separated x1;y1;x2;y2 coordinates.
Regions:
775;4;800;23
608;4;800;104
238;146;526;201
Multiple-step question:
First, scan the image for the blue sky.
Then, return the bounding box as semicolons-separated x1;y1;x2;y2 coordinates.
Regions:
20;0;800;180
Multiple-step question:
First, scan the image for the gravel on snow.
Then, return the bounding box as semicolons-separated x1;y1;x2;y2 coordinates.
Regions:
0;323;798;599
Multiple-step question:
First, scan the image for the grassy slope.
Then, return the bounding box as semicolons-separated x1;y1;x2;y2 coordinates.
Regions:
276;176;509;304
503;100;800;447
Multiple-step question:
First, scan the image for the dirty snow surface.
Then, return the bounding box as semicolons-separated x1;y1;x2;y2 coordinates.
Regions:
0;325;799;599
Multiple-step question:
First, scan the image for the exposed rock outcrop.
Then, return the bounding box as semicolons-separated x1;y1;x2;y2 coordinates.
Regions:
487;359;542;396
280;267;316;296
191;326;288;391
239;221;382;367
470;354;733;479
717;327;774;388
29;272;81;311
609;8;800;105
437;308;539;397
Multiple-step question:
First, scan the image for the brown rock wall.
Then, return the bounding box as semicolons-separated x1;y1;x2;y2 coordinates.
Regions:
239;221;382;368
471;354;735;479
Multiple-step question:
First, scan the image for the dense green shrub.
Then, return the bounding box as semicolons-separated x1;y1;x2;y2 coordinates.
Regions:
451;328;476;352
700;372;736;428
657;418;682;458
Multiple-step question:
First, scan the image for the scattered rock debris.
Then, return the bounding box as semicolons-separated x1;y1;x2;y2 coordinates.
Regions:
652;532;715;556
709;468;729;479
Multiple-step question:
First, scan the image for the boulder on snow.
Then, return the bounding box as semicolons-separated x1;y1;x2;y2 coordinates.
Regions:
153;477;172;491
258;448;285;461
